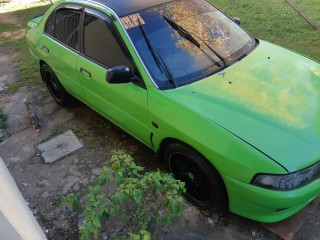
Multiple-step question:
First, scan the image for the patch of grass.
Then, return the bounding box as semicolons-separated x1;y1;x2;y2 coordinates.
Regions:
0;23;20;33
88;138;104;150
290;0;320;26
7;82;22;93
12;5;52;26
1;0;54;14
0;5;51;92
0;108;8;129
71;122;84;137
211;0;320;62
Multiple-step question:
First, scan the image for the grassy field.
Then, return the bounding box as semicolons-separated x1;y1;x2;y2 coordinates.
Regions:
0;0;319;93
212;0;320;61
0;4;51;92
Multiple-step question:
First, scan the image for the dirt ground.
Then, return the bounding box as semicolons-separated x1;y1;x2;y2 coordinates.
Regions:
0;15;319;240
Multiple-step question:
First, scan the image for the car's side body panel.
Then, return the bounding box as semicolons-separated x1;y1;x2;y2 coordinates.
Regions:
26;16;43;63
77;55;151;147
40;35;83;99
27;1;153;148
147;87;287;182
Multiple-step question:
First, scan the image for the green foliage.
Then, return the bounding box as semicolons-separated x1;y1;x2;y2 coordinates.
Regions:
88;138;104;150
7;82;22;93
59;151;186;240
0;108;7;129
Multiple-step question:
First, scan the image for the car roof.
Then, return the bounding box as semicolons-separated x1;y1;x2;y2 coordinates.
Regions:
93;0;173;17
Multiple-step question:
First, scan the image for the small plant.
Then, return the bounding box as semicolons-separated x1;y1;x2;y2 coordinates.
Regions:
88;138;104;150
59;151;186;239
7;82;22;93
0;108;7;129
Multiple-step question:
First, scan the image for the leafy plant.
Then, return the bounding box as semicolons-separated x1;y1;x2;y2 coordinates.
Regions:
0;108;7;129
59;151;186;240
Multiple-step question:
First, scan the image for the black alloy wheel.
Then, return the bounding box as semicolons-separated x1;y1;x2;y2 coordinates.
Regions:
164;142;228;210
41;63;69;107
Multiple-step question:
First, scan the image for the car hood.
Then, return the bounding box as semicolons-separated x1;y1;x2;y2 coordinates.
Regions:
165;41;320;172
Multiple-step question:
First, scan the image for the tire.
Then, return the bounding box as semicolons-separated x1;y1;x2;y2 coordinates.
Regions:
164;142;228;211
41;63;69;107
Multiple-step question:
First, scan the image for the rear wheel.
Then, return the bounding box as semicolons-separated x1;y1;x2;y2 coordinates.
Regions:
164;142;228;211
41;63;69;107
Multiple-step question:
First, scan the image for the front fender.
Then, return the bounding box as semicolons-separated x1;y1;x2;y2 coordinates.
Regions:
148;87;287;183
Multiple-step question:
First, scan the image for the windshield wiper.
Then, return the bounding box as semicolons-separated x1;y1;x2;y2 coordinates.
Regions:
163;16;228;67
138;19;176;88
164;16;200;48
155;50;176;87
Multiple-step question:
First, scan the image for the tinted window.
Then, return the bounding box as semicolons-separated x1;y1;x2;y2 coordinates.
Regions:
45;13;55;36
55;9;80;50
84;14;130;67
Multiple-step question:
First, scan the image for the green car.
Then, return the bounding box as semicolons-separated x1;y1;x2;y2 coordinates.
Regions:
26;0;320;223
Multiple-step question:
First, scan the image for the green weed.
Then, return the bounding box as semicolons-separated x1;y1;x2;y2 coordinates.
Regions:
0;108;7;129
88;138;104;150
59;151;186;240
7;82;22;93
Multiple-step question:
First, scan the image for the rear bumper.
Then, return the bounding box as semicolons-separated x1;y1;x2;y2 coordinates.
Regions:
222;174;320;222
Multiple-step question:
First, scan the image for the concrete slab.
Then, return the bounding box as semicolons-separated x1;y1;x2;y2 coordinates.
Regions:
38;130;83;164
0;157;47;240
264;196;320;240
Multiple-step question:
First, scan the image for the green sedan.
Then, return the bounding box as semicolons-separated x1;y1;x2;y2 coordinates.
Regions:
26;0;320;223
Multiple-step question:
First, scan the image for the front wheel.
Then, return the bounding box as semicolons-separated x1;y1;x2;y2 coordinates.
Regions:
41;63;69;107
164;142;228;211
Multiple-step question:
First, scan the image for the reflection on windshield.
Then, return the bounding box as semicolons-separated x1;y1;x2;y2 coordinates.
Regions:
123;0;255;89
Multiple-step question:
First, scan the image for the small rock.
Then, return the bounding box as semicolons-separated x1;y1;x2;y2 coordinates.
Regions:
63;176;81;194
22;182;28;187
207;217;214;225
42;192;49;198
73;182;80;191
80;178;89;186
0;129;9;142
38;179;49;187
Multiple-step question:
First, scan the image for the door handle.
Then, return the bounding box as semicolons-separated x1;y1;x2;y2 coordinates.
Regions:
42;45;49;53
80;67;92;78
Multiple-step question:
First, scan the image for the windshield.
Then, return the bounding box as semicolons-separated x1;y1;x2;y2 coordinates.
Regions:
122;0;256;89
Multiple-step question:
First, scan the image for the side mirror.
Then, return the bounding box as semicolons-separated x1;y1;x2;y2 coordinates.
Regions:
233;17;241;25
106;66;132;84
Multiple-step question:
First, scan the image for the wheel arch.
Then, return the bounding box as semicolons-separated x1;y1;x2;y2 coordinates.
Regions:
158;137;229;209
39;60;47;81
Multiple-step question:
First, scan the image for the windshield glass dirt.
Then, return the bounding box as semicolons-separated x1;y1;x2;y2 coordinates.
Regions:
122;0;255;89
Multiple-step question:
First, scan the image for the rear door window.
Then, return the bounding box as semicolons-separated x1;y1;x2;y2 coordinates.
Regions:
44;13;55;36
54;9;81;50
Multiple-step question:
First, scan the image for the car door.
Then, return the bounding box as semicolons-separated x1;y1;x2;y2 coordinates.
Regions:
77;9;151;147
40;5;83;99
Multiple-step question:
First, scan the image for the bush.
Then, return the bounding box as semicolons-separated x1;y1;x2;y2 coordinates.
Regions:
59;151;186;240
